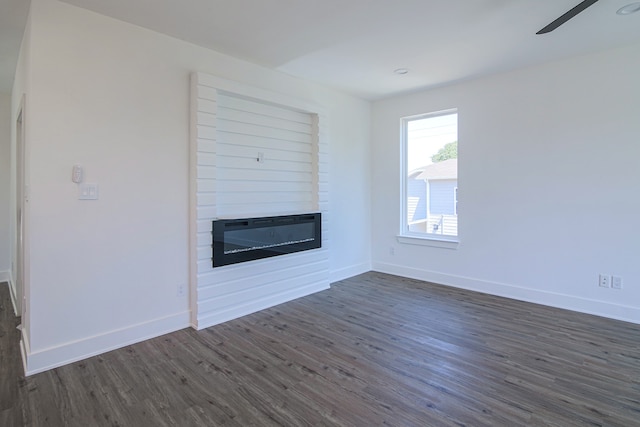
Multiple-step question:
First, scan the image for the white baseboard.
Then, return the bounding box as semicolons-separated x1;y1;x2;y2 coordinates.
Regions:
372;261;640;325
23;310;191;376
196;280;329;330
330;261;371;284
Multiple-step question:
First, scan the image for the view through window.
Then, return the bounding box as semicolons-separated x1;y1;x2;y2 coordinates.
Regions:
403;110;458;238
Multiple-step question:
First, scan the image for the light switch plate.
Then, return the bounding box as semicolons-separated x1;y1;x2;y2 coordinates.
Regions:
612;276;623;290
79;183;99;200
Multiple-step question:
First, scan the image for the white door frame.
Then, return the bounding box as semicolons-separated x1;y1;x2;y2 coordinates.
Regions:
15;95;27;319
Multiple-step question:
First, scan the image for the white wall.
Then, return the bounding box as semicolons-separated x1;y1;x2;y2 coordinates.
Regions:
21;0;371;374
9;2;32;323
372;42;640;324
0;94;10;280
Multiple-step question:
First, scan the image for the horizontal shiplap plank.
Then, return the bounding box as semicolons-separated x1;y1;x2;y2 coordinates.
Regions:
196;125;216;140
199;255;327;291
197;231;211;247
317;152;329;165
216;202;315;218
318;141;329;154
196;179;216;193
199;260;328;301
211;211;325;222
217;93;312;125
198;271;329;314
197;245;212;261
196;280;328;329
216;168;312;183
196;85;217;101
197;140;216;153
217;120;310;144
197;111;217;127
196;248;328;276
216;156;312;173
197;193;216;206
213;180;312;194
217;191;312;206
197;98;217;114
217;144;312;164
197;206;217;220
198;249;327;284
197;165;216;179
197;260;213;274
217;131;311;153
218;107;311;135
197;220;212;233
197;152;216;166
318;172;329;183
320;226;329;238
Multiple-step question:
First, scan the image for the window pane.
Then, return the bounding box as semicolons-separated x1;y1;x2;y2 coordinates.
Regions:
405;111;458;237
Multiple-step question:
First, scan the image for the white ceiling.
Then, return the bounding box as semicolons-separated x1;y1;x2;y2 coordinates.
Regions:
2;0;640;99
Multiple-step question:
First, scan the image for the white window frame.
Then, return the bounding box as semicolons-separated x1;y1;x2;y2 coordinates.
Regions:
398;109;459;250
454;186;458;216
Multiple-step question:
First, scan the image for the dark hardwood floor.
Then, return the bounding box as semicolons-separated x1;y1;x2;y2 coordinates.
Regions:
2;272;640;426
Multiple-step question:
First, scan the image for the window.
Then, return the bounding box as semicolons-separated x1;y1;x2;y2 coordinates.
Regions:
401;109;458;242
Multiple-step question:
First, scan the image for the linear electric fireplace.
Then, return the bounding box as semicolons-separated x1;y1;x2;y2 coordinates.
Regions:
212;213;321;267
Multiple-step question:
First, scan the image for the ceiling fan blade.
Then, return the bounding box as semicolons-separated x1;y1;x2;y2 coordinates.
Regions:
536;0;599;34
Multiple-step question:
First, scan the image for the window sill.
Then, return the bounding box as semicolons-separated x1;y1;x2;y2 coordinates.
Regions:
396;234;459;250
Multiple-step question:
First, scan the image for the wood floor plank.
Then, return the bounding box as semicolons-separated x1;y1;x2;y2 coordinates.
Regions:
2;273;640;426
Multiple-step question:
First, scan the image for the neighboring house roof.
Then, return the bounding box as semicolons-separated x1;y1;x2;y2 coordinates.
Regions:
413;158;458;180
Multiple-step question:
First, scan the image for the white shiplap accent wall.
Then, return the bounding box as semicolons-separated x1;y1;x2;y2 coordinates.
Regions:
190;72;329;329
216;93;315;217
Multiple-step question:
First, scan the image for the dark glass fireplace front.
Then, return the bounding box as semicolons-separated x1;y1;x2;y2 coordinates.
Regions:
212;213;321;267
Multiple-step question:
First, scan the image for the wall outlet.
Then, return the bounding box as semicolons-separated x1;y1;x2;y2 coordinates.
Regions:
389;247;395;255
177;283;186;296
611;276;623;290
598;274;610;288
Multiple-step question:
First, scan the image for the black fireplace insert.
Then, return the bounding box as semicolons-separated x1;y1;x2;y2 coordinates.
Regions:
212;213;321;267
